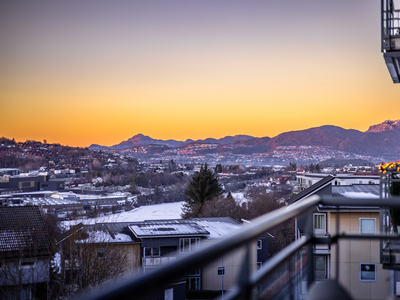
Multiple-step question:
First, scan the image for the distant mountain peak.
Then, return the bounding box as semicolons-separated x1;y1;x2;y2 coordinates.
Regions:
367;120;400;133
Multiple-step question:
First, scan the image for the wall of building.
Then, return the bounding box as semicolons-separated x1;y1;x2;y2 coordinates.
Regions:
201;240;257;291
120;244;141;274
329;212;390;300
0;257;50;286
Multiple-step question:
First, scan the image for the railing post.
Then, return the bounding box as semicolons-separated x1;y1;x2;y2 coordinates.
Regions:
335;206;340;282
303;210;314;289
236;243;253;300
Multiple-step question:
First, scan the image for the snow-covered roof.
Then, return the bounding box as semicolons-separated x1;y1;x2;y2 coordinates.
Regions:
129;220;209;238
61;201;184;229
61;203;242;242
0;206;51;258
77;230;133;244
192;218;242;239
128;217;242;240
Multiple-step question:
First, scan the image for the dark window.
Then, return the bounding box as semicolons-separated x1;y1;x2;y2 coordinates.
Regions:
97;248;106;258
186;277;200;290
180;238;200;253
160;246;177;256
144;247;160;257
257;239;262;250
217;266;225;276
20;260;35;268
360;263;376;281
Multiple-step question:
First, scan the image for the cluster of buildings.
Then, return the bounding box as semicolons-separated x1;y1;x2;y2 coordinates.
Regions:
271;146;379;164
115;143;383;166
0;200;270;299
0;142;90;171
1;156;399;299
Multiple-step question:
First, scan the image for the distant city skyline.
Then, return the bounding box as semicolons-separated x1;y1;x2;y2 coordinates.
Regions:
1;0;399;147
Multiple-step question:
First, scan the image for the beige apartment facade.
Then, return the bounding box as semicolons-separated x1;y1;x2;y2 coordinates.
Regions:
326;210;390;300
289;175;392;300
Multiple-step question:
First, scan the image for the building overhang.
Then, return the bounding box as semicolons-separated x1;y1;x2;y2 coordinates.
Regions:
383;51;400;83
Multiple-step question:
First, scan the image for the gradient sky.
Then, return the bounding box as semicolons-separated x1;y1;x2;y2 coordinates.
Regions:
1;0;399;147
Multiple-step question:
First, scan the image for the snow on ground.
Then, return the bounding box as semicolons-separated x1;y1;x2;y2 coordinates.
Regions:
228;192;249;205
117;201;184;222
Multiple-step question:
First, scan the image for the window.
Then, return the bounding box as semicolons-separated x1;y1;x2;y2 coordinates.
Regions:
179;238;200;253
360;263;376;281
97;248;106;258
257;239;262;250
360;218;376;234
144;247;160;257
313;213;326;235
19;181;34;188
160;246;177;256
314;256;326;271
20;259;36;268
314;255;327;279
186;277;201;290
217;266;225;276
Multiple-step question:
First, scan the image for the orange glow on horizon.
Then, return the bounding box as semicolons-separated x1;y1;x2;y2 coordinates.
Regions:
1;1;399;147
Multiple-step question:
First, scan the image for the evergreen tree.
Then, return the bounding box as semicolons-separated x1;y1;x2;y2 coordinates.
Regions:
182;163;223;218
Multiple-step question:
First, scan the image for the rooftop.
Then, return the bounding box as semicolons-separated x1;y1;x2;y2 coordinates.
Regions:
0;206;52;259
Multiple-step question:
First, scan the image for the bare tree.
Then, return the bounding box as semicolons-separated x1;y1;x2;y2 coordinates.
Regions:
59;225;132;296
198;192;245;222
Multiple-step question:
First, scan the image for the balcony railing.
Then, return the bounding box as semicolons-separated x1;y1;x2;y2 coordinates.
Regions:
382;0;400;83
77;195;400;300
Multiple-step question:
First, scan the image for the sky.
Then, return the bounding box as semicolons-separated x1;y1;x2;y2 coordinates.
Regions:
1;0;399;147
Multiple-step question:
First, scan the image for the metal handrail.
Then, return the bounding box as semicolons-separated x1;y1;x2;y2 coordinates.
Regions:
77;195;400;300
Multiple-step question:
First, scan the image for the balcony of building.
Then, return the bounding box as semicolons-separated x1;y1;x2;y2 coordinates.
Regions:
382;0;400;83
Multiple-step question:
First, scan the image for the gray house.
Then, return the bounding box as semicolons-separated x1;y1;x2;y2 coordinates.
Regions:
128;217;257;299
0;206;52;299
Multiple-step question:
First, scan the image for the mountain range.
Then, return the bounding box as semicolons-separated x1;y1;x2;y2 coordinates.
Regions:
89;134;255;150
89;120;400;160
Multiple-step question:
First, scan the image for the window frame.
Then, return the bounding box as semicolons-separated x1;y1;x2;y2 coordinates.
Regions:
179;238;200;253
257;239;262;250
20;258;36;269
186;277;201;290
314;256;326;271
314;255;327;280
359;218;376;234
144;247;160;257
97;248;106;259
313;213;326;235
360;263;376;282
